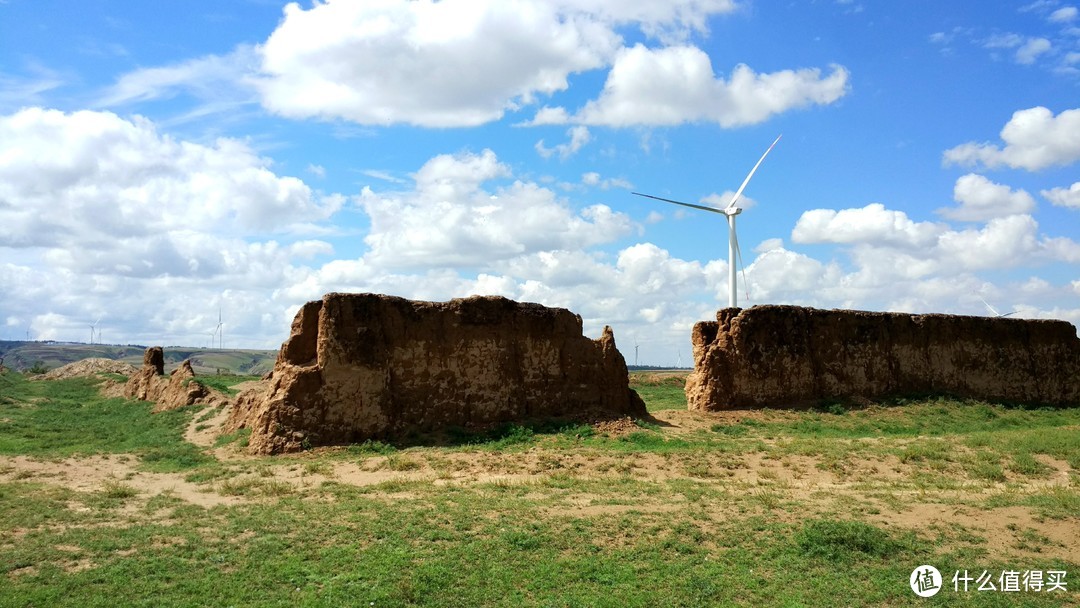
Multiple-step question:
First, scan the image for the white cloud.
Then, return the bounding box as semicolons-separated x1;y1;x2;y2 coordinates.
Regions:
535;126;592;159
556;45;849;127
0;108;342;250
754;238;784;253
357;149;633;268
254;0;623;127
97;46;260;108
793;201;1080;278
984;33;1025;49
791;203;945;248
1016;37;1053;64
581;171;632;190
743;247;835;300
1041;182;1080;208
97;1;841;131
0;67;65;112
1050;6;1078;22
249;1;825;129
938;173;1036;221
943;106;1080;170
0;107;350;347
936;215;1041;270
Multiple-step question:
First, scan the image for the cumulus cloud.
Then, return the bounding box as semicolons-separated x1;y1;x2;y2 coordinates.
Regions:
0;108;342;249
792;202;1080;277
0;107;350;346
247;1;843;129
254;0;623;127
938;173;1036;221
535;45;849;127
1041;181;1080;208
935;215;1041;270
357;149;634;268
943;106;1080;170
791;203;945;248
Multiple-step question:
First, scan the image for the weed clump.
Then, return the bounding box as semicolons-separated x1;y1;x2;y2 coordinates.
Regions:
795;519;911;562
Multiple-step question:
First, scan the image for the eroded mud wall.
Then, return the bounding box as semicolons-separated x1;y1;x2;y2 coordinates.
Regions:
686;306;1080;410
227;293;645;454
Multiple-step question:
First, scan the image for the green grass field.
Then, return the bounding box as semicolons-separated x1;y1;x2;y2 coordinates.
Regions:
1;369;1077;606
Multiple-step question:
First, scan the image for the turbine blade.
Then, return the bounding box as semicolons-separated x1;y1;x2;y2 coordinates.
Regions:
726;134;782;210
632;192;725;214
978;297;1000;317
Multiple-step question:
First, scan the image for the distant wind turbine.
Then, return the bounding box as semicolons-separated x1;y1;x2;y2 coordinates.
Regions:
633;135;782;308
89;317;101;345
213;306;224;350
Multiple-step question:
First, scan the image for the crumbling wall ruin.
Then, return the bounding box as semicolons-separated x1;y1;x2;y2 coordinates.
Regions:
123;347;224;412
226;293;645;454
686;306;1080;410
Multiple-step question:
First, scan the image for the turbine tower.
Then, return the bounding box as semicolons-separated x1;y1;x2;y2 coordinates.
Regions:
633;135;782;308
214;306;223;350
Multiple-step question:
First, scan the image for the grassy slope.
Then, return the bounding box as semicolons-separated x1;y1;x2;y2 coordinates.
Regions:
0;341;277;375
0;370;1077;607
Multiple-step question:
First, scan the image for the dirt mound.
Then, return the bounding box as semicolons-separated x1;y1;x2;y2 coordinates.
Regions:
226;293;645;454
35;358;139;381
591;417;640;436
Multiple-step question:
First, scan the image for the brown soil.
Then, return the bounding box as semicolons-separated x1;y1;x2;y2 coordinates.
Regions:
0;454;239;509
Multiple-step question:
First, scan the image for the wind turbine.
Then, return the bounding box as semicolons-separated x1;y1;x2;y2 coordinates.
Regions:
633;134;782;308
214;307;223;350
89;317;101;345
634;338;640;367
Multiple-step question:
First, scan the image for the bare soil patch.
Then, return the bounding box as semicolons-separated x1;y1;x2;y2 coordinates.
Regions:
0;455;239;509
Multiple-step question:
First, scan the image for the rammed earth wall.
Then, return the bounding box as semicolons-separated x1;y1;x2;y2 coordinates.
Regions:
685;305;1080;410
226;293;645;454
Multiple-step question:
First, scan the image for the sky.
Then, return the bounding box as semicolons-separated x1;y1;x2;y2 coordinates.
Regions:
1;0;1079;365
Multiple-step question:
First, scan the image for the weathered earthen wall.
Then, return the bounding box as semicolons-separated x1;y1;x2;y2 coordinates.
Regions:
226;293;645;454
686;306;1080;410
122;347;223;412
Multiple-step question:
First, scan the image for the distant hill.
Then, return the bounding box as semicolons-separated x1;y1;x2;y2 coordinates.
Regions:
0;341;278;376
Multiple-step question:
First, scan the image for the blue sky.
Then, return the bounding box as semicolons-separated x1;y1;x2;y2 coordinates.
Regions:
1;0;1078;364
